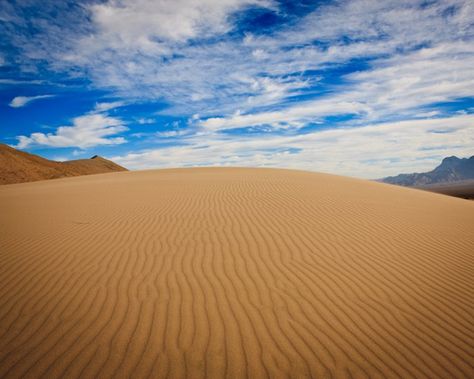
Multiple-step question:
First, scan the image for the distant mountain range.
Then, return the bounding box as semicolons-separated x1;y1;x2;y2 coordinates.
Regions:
0;144;127;185
381;155;474;187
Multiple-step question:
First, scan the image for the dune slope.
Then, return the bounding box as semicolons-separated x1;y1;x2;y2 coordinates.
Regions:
0;144;127;185
0;168;473;378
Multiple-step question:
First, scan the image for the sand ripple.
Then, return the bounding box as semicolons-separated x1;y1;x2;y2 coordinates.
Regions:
0;168;473;378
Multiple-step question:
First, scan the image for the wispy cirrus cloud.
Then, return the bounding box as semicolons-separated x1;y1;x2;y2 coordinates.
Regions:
199;40;474;131
9;94;55;108
67;0;474;114
113;114;474;178
200;100;369;131
5;0;473;119
1;0;474;177
93;101;126;113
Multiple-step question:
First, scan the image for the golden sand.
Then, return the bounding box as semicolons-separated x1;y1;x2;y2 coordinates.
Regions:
1;168;473;378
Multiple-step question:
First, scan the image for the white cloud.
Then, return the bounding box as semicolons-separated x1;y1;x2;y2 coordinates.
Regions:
17;114;127;149
93;101;126;112
137;118;156;125
50;0;472;121
9;94;55;108
0;79;46;85
197;39;474;131
112;114;474;178
156;130;189;138
200;100;368;130
344;42;474;118
4;0;474;178
76;0;274;57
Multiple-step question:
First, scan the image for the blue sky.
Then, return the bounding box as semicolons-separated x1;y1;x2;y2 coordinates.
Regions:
1;0;473;178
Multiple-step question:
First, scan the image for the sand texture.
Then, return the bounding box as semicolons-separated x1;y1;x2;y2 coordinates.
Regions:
0;168;473;378
0;144;127;185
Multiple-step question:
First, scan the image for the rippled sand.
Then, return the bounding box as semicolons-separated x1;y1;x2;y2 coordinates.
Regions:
1;168;473;378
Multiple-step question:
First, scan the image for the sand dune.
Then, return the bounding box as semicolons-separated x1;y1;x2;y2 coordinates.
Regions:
0;168;473;378
0;144;127;185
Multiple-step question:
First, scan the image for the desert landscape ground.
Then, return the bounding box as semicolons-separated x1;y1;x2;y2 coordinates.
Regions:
0;168;473;378
416;180;474;200
0;144;127;185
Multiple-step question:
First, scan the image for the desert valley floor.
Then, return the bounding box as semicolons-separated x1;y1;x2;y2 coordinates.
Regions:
0;168;473;378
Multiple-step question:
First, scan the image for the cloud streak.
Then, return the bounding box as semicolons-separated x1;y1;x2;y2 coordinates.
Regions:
2;0;474;177
64;0;474;116
198;40;474;131
9;95;55;108
113;114;474;178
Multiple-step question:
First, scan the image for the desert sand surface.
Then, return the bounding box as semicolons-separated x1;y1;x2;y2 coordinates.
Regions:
416;180;474;200
0;144;127;185
0;167;473;379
